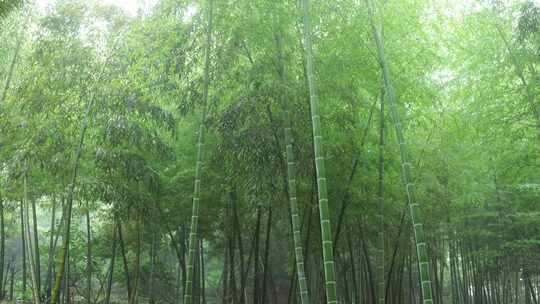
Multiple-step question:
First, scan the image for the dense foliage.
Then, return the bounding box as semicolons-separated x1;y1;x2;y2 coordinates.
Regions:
0;0;539;303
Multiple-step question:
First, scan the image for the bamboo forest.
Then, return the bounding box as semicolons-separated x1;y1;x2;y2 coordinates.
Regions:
1;0;540;303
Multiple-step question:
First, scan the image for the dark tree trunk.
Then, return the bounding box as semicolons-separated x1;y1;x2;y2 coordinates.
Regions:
347;229;359;304
0;194;4;300
227;198;237;304
105;224;118;304
359;220;376;304
9;263;14;301
180;225;187;299
31;196;41;297
20;200;27;295
222;240;229;304
148;231;157;304
130;220;141;304
85;203;92;304
199;239;206;304
46;196;58;300
118;221;132;302
63;240;70;304
231;189;244;302
253;206;263;304
2;258;11;298
262;205;272;304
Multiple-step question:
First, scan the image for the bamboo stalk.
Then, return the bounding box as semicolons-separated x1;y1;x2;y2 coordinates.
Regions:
300;0;338;302
366;1;433;303
183;1;214;302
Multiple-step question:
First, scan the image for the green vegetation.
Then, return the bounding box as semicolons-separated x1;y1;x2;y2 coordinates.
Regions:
0;0;540;303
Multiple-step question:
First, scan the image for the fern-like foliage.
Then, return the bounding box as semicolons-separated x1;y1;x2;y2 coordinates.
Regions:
0;0;22;19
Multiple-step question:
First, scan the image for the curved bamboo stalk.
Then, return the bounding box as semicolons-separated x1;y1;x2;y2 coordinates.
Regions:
0;20;22;106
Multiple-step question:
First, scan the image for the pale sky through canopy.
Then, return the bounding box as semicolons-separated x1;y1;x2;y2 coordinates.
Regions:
37;0;159;16
34;0;540;17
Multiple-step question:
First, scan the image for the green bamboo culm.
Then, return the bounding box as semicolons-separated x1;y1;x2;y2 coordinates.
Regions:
183;1;214;303
275;32;310;304
366;1;433;303
50;80;95;304
377;87;385;304
300;0;338;303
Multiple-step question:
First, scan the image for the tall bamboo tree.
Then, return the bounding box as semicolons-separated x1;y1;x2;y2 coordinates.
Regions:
0;191;4;299
377;87;385;304
50;33;122;304
23;168;40;304
183;1;214;303
85;202;92;304
367;1;433;303
49;91;94;304
300;0;338;303
104;224;118;304
275;31;310;304
19;200;26;295
31;190;41;297
45;196;58;299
